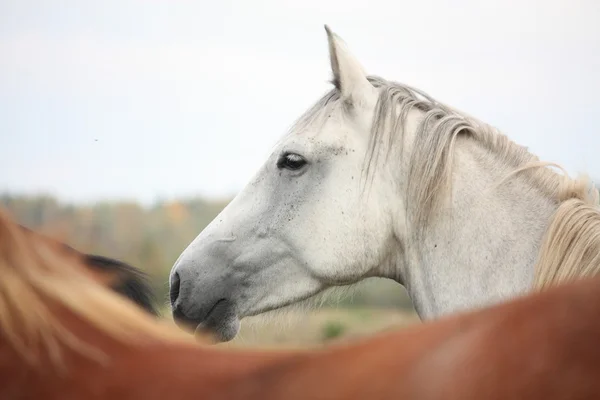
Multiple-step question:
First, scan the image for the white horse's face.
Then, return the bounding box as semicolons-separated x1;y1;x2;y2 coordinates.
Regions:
169;27;401;341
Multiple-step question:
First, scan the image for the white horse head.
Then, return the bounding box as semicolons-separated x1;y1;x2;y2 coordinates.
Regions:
170;26;600;342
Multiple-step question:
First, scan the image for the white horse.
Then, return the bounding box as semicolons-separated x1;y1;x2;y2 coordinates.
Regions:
169;26;600;342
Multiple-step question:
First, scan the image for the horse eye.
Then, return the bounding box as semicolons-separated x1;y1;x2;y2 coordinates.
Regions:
277;153;307;171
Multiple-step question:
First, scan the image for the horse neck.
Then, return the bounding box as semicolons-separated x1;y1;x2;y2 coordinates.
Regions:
398;137;559;319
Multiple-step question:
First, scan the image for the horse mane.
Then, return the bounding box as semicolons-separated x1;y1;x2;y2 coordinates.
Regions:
79;254;158;316
17;224;159;316
293;75;600;289
0;208;194;368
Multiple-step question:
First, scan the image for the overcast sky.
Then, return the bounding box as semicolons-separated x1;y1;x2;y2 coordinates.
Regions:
1;0;598;204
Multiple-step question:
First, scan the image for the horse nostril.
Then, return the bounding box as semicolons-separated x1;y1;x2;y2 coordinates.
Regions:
170;272;181;306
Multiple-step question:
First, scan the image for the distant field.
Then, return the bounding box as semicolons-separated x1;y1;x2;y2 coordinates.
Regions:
161;307;420;349
222;308;420;349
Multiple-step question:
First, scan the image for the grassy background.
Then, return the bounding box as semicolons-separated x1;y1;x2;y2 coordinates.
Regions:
223;308;420;349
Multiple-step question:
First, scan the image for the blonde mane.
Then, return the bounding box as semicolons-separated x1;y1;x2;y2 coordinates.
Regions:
299;75;600;289
0;208;195;368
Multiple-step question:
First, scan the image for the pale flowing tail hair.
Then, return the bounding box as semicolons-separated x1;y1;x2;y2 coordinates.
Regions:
494;162;600;289
535;197;600;289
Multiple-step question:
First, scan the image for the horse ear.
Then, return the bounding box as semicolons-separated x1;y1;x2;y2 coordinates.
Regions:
324;25;374;106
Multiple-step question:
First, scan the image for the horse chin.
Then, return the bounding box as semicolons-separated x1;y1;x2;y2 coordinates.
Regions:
194;299;240;343
195;318;240;343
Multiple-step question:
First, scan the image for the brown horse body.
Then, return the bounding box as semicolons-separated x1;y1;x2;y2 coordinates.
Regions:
2;209;600;399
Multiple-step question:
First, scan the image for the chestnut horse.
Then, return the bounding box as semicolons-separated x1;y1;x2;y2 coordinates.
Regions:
16;223;158;315
1;206;600;399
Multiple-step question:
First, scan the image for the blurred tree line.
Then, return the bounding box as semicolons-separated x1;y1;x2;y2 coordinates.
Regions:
1;193;230;306
0;193;415;312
